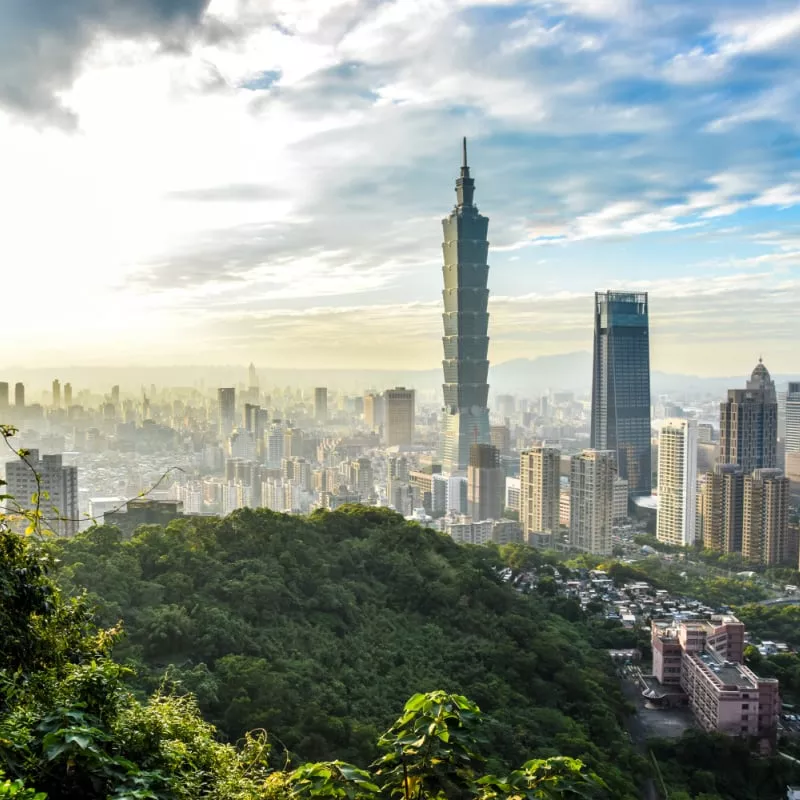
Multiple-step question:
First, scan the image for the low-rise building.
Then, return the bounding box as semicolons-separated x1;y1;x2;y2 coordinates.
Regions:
649;616;779;751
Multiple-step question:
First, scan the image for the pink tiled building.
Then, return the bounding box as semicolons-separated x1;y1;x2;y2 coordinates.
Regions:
650;616;780;751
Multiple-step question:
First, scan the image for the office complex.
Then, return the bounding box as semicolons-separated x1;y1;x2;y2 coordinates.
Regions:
785;381;800;456
650;616;779;751
4;450;79;537
384;387;415;447
742;469;790;565
569;449;616;555
440;139;491;474
314;387;328;422
719;359;778;473
519;447;561;539
217;388;236;439
590;291;652;497
467;443;503;521
656;419;698;547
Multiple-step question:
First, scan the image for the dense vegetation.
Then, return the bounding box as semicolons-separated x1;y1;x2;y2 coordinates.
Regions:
649;730;800;800
0;520;614;800
737;604;800;648
49;507;644;796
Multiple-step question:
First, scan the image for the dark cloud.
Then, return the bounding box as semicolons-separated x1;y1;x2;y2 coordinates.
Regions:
0;0;213;125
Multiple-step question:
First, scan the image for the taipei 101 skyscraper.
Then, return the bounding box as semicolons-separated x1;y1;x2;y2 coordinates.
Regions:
440;139;492;475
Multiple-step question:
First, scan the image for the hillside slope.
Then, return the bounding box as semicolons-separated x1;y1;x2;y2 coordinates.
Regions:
53;505;643;796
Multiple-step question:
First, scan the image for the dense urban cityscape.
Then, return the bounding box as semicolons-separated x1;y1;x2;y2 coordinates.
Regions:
3;0;800;789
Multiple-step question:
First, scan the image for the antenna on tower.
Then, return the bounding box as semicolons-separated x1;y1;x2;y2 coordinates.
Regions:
462;136;468;169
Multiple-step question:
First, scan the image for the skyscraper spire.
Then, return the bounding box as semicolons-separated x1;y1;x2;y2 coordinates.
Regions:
455;136;475;208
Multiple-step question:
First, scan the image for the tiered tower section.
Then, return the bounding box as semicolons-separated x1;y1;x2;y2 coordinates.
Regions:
440;139;491;475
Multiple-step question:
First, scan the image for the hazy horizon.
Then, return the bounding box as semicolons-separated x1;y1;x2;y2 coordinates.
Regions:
2;0;799;375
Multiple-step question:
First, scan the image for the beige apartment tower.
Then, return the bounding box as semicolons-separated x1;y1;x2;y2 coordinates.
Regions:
742;469;790;565
569;449;615;556
697;464;744;554
384;387;415;447
520;447;561;539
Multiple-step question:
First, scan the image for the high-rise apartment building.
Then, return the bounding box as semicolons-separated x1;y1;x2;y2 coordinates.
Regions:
440;139;491;474
742;469;790;565
314;387;328;422
384;387;415;447
519;447;561;538
218;388;236;439
719;359;778;473
0;382;8;410
267;422;285;470
656;419;698;547
467;443;503;521
63;383;73;408
697;465;744;553
590;291;652;497
52;379;61;409
4;450;79;537
785;381;800;457
569;449;616;555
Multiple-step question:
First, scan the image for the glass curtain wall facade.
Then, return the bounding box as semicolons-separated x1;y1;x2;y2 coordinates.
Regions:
440;139;491;474
590;291;652;497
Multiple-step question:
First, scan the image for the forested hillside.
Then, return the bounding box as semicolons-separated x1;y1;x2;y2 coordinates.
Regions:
52;506;644;796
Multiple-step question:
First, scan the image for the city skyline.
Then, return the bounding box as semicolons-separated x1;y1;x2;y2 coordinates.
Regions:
2;1;800;373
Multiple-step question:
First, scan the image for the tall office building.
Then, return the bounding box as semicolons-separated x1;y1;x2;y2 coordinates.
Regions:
785;381;800;457
52;379;61;409
440;139;491;474
218;388;236;439
14;382;24;408
111;385;120;406
697;464;744;553
63;383;73;408
248;362;259;389
4;450;79;537
742;469;790;565
384;387;415;447
569;449;615;556
719;359;778;473
656;419;698;547
267;422;285;470
314;387;328;422
519;447;561;538
364;393;384;432
590;291;652;497
467;443;503;521
0;382;8;410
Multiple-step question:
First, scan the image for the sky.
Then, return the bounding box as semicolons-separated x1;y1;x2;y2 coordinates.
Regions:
1;0;800;376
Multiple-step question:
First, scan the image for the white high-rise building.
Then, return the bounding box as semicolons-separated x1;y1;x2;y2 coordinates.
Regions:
656;419;698;547
569;449;615;555
267;422;285;469
785;382;800;456
230;428;256;461
5;450;79;536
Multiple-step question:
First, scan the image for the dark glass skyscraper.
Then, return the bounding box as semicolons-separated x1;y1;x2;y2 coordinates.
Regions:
590;291;652;497
440;139;491;474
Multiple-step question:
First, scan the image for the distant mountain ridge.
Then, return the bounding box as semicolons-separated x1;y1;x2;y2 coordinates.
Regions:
3;352;796;398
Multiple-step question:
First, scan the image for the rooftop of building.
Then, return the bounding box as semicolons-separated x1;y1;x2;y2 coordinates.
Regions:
695;650;755;690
